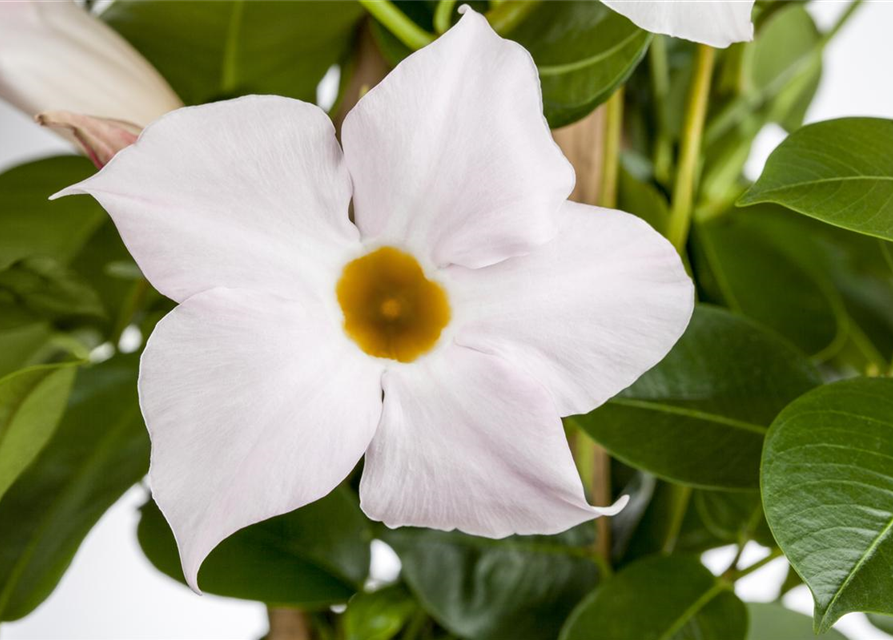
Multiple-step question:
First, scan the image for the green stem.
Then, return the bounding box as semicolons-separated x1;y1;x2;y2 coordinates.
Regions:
401;609;428;640
358;0;435;50
434;0;457;34
730;548;784;581
599;87;624;209
667;44;715;254
661;484;693;554
649;36;673;187
825;0;863;42
486;0;541;35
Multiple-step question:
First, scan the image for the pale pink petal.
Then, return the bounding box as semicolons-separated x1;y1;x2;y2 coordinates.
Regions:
451;201;693;417
36;110;140;168
141;287;384;592
360;344;626;538
341;8;574;269
602;0;755;48
0;0;182;124
54;96;358;303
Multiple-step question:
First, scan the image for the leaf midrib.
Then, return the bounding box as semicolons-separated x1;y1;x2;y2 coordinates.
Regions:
609;397;768;435
657;582;726;640
538;30;644;76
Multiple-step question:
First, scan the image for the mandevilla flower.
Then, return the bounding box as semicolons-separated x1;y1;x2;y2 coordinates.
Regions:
602;0;755;48
56;9;693;591
0;0;181;130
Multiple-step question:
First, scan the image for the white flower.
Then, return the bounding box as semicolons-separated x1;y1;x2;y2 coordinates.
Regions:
0;0;181;125
601;0;755;48
56;9;693;592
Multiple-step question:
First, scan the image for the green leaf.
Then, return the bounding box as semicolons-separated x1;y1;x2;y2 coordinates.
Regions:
104;0;364;105
869;613;893;636
761;377;893;632
694;209;847;358
560;555;747;640
343;584;420;640
695;490;774;548
0;157;104;271
751;4;822;132
510;2;650;127
0;356;149;621
382;524;600;640
138;487;371;608
0;323;52;379
0;257;106;327
740;118;893;242
618;165;670;234
0;363;77;501
745;603;849;640
575;305;820;490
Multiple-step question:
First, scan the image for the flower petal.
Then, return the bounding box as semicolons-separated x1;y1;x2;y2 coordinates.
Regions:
0;0;181;124
601;0;754;48
360;344;626;538
35;110;140;168
341;8;574;269
54;96;358;303
452;201;694;417
141;287;384;591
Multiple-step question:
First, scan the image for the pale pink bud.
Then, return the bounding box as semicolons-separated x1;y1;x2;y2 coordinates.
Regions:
35;110;140;168
0;0;182;128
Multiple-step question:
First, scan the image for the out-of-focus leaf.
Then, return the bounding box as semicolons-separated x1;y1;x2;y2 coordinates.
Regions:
694;209;847;358
575;306;820;490
762;377;893;632
0;356;148;621
104;1;364;105
560;555;746;640
618;165;669;234
695;490;774;547
344;583;420;640
869;613;893;636
0;323;52;379
610;471;657;562
746;603;849;640
383;524;600;640
511;2;650;127
740;118;893;243
0;257;105;326
138;487;371;608
0;156;103;270
0;363;77;501
751;4;822;131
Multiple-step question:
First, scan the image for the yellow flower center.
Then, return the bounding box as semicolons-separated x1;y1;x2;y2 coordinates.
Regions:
336;247;450;363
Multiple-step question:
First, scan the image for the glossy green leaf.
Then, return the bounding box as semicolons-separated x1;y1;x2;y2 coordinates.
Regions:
343;584;420;640
694;210;847;358
560;555;746;640
575;305;820;490
0;156;104;271
138;487;371;608
0;363;77;502
104;0;363;105
0;356;149;621
740;118;893;242
511;2;650;127
382;524;600;640
762;377;893;632
745;603;849;640
618;165;669;234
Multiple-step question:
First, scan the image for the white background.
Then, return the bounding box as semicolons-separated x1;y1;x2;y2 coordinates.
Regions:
2;2;893;639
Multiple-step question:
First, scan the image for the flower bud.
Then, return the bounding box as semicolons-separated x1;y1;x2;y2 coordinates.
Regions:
0;0;182;127
35;111;140;168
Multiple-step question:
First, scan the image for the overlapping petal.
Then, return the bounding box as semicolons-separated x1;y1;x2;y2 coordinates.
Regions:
360;344;626;538
452;201;694;417
54;96;357;303
141;287;384;591
601;0;755;48
341;8;574;270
